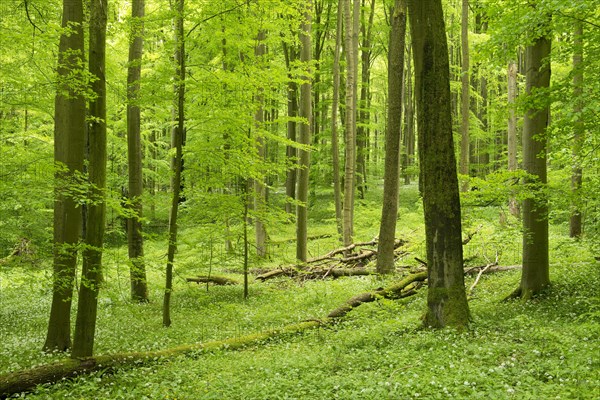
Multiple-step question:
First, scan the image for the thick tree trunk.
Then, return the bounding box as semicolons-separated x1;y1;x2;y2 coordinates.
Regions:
459;0;470;191
342;0;360;247
254;31;268;258
507;60;520;217
408;0;470;328
44;0;86;353
570;21;583;238
296;4;312;262
72;0;108;358
517;24;551;299
330;0;344;239
163;0;185;328
126;0;148;302
376;0;406;275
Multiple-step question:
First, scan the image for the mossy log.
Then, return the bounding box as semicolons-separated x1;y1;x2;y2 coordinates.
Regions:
327;271;428;318
0;265;521;397
186;275;239;285
0;320;322;398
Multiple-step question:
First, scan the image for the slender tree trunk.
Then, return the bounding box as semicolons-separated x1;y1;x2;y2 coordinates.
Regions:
296;2;312;262
44;0;86;352
516;22;551;299
570;21;583;238
331;0;344;239
507;60;520;217
283;43;298;216
408;0;470;328
459;0;470;191
126;0;148;302
163;0;185;328
402;43;414;185
356;0;375;199
342;0;360;247
254;31;268;258
376;0;406;275
72;0;108;358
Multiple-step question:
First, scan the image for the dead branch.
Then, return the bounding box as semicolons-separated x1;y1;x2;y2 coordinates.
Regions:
462;224;483;245
186;276;239;286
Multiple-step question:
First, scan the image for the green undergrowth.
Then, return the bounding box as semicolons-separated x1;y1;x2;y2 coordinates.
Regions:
1;184;599;398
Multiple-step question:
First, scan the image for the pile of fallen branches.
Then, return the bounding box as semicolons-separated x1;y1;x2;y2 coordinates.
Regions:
255;238;407;282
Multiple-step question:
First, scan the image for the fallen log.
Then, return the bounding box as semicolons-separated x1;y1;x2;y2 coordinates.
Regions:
0;320;321;398
186;276;238;286
327;271;428;318
0;270;422;398
0;264;523;397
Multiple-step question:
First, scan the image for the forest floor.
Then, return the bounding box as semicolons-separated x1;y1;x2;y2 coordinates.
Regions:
1;183;599;399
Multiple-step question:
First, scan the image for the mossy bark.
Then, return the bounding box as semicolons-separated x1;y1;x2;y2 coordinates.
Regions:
408;0;470;328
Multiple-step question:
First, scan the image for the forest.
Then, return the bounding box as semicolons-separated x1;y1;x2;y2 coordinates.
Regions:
0;0;599;398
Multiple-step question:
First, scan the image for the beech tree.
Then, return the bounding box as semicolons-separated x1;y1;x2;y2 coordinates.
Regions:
330;0;344;237
253;30;268;258
376;0;406;274
44;0;86;352
459;0;470;191
512;15;551;300
163;0;185;328
408;0;470;328
126;0;149;302
570;21;583;238
342;0;360;247
296;1;312;262
72;0;108;358
507;59;519;217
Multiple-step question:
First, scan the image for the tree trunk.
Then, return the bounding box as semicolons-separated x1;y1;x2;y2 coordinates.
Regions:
408;0;470;328
254;30;268;258
376;0;406;275
283;44;298;216
402;43;414;185
330;0;344;239
163;0;185;328
356;0;376;199
507;60;520;217
296;3;312;262
71;0;108;358
459;0;470;191
342;0;360;247
44;0;86;353
517;21;551;299
126;0;148;302
570;21;583;238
